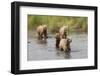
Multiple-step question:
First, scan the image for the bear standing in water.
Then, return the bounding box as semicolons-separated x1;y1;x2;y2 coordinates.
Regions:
55;25;72;52
55;33;60;48
36;25;47;40
59;25;68;39
59;38;72;52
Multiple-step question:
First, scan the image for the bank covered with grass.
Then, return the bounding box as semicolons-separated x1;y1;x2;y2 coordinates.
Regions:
28;15;88;33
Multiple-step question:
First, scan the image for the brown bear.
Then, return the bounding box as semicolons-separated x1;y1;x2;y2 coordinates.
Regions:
36;25;47;40
66;38;72;51
59;26;68;39
55;33;60;48
59;38;72;52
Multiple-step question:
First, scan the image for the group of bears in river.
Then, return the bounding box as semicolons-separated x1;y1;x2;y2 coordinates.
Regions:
36;25;72;52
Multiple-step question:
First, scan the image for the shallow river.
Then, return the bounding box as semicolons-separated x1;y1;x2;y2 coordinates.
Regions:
27;33;87;61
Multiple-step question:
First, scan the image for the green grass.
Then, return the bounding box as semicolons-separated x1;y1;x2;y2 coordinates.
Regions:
28;15;88;33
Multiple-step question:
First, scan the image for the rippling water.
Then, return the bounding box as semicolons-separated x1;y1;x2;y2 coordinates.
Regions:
27;32;87;61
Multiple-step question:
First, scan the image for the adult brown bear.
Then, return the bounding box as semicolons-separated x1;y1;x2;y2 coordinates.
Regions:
36;25;47;40
59;26;68;39
59;38;72;52
55;33;60;48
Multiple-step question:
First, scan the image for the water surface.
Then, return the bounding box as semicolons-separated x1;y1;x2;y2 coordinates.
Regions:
27;32;87;61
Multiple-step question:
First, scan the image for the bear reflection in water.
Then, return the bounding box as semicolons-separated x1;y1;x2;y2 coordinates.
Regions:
37;39;47;45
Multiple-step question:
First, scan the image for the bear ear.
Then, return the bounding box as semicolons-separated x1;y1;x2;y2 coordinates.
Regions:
43;25;47;27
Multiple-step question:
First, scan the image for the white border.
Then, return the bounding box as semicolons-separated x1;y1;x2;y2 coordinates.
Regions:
20;6;94;70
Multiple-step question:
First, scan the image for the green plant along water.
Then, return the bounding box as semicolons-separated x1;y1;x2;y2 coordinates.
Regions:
28;15;88;33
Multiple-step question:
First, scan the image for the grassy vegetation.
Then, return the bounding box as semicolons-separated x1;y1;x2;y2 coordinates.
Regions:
28;15;88;33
